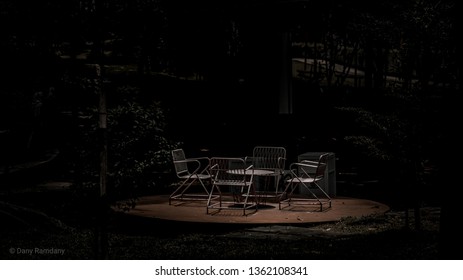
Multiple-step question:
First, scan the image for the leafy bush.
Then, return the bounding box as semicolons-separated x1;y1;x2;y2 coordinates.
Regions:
107;86;180;200
73;84;180;205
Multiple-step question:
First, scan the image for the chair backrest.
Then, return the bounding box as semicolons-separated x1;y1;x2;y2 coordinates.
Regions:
295;153;329;180
171;149;188;176
251;146;286;170
314;153;329;180
210;157;249;185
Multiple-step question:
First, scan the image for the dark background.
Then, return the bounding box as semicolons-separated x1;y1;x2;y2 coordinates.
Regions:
0;0;461;259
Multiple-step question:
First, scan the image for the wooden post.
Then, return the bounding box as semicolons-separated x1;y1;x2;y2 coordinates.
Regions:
278;31;293;115
97;63;108;260
98;65;107;198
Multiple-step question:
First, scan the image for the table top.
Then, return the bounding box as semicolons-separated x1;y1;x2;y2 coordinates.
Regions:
226;169;276;176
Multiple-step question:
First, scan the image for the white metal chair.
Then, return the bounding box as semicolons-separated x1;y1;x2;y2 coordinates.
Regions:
207;157;258;215
246;146;286;202
169;148;212;205
279;153;332;211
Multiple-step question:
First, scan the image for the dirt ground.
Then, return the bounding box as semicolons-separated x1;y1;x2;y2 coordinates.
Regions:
1;193;441;260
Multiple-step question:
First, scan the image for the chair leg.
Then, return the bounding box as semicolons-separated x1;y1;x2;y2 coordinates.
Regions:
279;181;295;210
169;177;197;204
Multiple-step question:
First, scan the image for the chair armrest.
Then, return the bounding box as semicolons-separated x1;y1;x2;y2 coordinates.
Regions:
189;157;211;173
174;158;207;175
301;160;318;165
173;158;201;164
245;164;254;171
289;162;317;178
277;157;286;170
290;162;317;169
187;156;210;161
244;156;253;162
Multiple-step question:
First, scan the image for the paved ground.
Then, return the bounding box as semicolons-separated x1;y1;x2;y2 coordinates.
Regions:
116;195;390;225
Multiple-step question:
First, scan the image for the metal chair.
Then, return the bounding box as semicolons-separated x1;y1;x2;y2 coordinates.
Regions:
246;146;286;202
169;149;212;205
279;153;332;211
207;157;258;215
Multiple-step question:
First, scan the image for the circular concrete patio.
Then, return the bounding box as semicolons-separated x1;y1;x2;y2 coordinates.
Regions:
116;195;390;225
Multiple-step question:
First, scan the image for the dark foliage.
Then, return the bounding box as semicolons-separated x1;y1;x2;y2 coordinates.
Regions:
0;0;460;259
